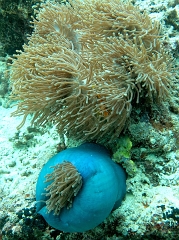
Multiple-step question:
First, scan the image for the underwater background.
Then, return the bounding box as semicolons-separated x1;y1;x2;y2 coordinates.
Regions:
1;0;179;239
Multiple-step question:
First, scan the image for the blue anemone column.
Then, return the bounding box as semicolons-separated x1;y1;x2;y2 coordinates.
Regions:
36;143;126;232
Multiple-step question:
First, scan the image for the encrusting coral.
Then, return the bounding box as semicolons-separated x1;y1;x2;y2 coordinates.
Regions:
10;0;174;143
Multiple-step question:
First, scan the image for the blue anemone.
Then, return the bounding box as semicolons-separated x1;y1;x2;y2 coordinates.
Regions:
36;143;126;232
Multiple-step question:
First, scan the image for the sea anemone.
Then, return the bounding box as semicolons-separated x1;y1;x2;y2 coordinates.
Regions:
10;0;173;142
36;143;126;232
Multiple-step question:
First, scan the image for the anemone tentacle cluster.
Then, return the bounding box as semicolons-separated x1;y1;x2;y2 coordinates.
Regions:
45;161;82;215
10;0;173;142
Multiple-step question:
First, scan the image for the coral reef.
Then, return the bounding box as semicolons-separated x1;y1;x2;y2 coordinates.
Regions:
1;0;179;239
0;55;10;107
10;0;174;143
0;0;45;56
2;207;48;240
